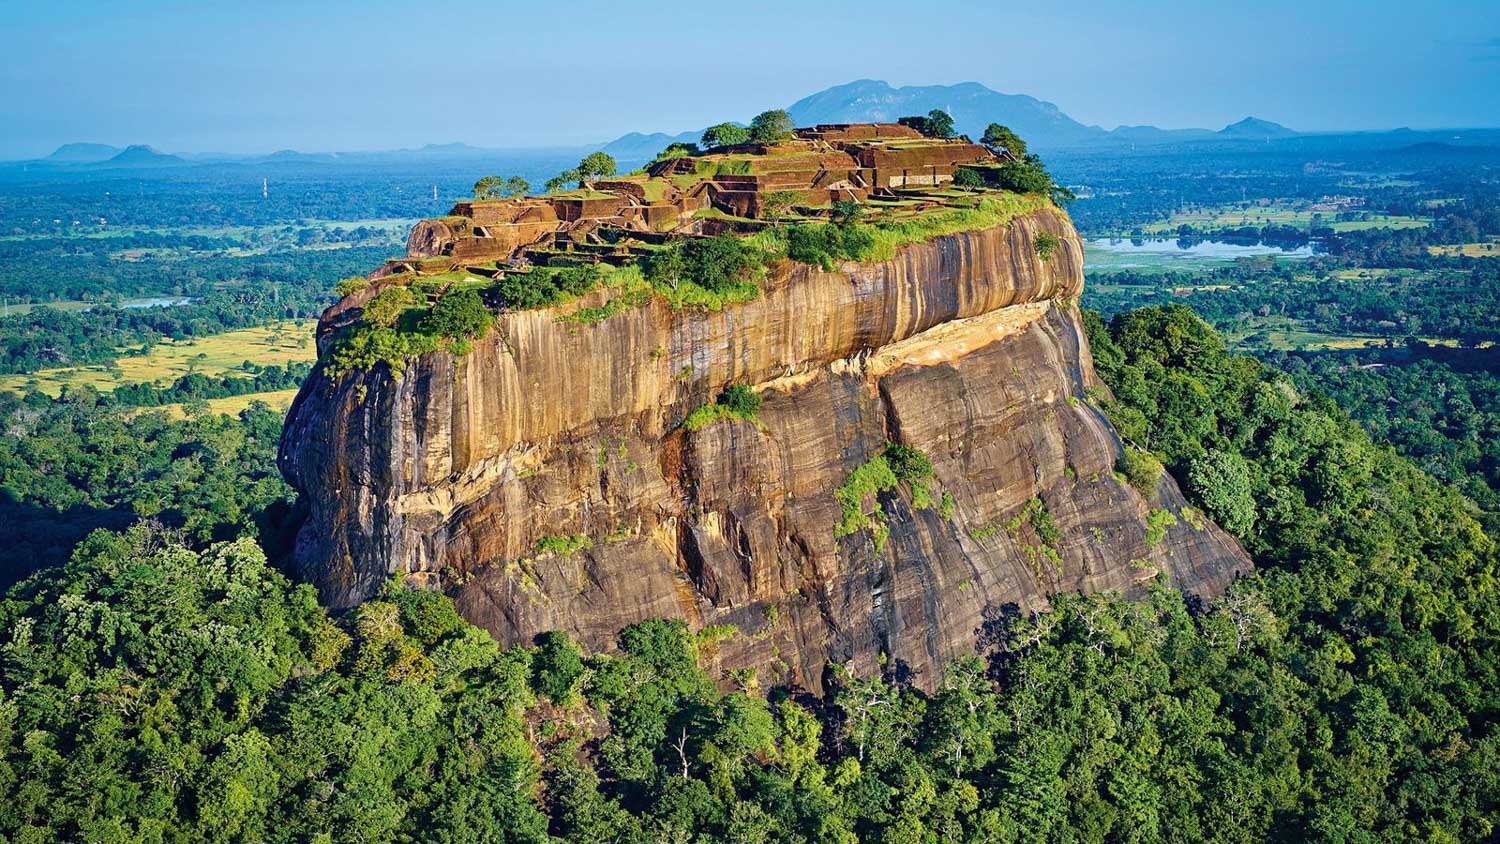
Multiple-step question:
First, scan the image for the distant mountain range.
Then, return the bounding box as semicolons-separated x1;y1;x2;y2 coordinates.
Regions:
24;141;580;170
45;142;124;163
22;79;1500;170
602;80;1299;157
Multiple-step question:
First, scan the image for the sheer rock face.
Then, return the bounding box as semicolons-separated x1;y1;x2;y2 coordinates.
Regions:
280;207;1250;691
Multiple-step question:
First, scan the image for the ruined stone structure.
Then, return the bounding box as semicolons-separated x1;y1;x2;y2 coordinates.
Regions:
281;125;1250;693
388;123;994;272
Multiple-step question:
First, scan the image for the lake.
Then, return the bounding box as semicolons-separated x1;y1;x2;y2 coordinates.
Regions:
1084;237;1318;272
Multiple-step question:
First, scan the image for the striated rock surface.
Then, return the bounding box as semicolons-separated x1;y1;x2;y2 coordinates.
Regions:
280;206;1250;691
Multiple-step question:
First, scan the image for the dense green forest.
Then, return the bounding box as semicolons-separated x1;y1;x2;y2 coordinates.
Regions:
1270;353;1500;513
2;306;1494;842
1086;261;1500;346
0;391;295;586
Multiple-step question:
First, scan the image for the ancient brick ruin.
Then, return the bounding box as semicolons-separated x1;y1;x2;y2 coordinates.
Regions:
381;123;998;282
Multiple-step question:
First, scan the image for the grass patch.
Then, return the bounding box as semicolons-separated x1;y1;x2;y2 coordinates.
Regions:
1005;496;1064;575
1144;508;1178;547
2;320;317;397
535;534;593;557
156;387;302;420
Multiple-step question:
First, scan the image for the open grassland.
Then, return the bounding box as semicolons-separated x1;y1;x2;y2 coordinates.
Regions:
1138;203;1430;235
1;319;317;396
1332;267;1417;281
1428;241;1500;258
155;387;303;420
1221;315;1486;352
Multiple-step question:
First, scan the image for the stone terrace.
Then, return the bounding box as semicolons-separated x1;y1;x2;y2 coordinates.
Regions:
377;123;1000;286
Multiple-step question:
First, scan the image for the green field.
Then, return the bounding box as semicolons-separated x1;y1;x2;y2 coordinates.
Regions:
1137;202;1430;235
1221;315;1487;352
1428;240;1500;258
1;319;318;397
157;387;303;419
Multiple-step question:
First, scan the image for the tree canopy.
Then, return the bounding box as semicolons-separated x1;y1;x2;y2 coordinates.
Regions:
748;110;794;144
981;123;1028;157
898;109;956;139
700;122;749;149
3;304;1496;842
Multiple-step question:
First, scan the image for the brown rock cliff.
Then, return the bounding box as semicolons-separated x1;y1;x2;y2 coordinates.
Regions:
279;206;1250;691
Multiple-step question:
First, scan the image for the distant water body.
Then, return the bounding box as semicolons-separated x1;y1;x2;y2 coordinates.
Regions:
1084;237;1317;271
84;296;195;311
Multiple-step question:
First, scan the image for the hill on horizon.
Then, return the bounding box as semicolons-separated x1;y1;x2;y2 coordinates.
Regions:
787;79;1105;148
602;80;1302;158
102;145;189;168
45;142;123;163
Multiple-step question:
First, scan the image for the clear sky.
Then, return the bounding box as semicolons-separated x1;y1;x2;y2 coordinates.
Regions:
3;0;1497;158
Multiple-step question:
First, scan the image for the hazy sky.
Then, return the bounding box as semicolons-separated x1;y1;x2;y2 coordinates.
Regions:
3;0;1497;158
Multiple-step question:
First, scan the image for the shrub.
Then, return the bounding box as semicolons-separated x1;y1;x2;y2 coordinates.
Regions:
653;142;700;162
785;224;843;269
834;443;939;542
952;167;984;188
421;288;492;342
884;443;933;484
335;275;371;298
324;324;440;379
644;235;763;308
362;286;414;328
719;383;762;418
1035;232;1060;261
683;383;763;431
784;222;877;269
535;534;592;556
830;200;863;224
1144;508;1179;547
1118;447;1165;495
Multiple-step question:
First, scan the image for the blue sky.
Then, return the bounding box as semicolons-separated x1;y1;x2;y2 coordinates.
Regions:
3;0;1497;158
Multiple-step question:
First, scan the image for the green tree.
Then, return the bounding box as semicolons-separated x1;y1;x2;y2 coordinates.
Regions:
532;631;585;704
748;110;794;144
898;110;955;138
653;142;701;162
925;109;956;139
361;285;413;328
575;151;617;184
1187;448;1256;535
981;123;1028;157
545;169;579;193
700;122;749;148
420;288;492;343
472;175;505;200
758;189;801;223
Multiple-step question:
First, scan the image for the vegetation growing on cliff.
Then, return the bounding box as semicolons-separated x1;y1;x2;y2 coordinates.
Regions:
324;283;497;378
642;234;766;310
682;383;763;431
834;443;942;549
